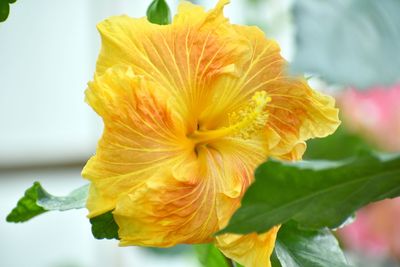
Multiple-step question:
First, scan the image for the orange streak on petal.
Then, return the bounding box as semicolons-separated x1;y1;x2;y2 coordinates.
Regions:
83;65;189;217
114;171;219;247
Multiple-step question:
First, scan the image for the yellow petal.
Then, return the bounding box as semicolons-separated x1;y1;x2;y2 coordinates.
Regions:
82;65;190;217
200;25;340;160
114;171;218;247
214;190;280;267
95;0;248;130
216;227;280;267
84;0;341;265
113;134;268;247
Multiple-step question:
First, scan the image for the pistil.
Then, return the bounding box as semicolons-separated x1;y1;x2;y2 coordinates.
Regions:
189;91;271;144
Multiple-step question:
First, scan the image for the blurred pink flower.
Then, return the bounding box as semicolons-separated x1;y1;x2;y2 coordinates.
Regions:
338;84;400;260
339;199;400;259
339;84;400;151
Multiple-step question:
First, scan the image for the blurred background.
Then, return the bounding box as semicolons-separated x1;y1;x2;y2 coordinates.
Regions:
0;0;399;266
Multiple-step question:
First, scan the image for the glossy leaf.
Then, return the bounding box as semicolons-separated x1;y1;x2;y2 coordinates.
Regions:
271;250;282;267
90;211;119;240
304;126;373;160
274;222;349;267
146;0;171;25
219;153;400;235
291;0;400;88
195;243;231;267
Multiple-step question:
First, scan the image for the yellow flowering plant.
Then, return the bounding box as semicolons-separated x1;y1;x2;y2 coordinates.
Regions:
6;1;400;267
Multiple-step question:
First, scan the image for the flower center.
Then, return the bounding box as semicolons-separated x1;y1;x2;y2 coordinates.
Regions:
189;91;271;145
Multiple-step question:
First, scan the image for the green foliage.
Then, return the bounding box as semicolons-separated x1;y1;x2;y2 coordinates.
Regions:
304;126;373;160
219;152;400;235
274;222;349;267
291;0;400;88
0;1;10;22
89;211;119;240
146;0;171;25
7;181;118;241
271;251;282;267
195;243;231;267
146;245;192;256
0;0;16;22
245;0;264;5
37;184;89;211
6;182;47;222
6;182;88;223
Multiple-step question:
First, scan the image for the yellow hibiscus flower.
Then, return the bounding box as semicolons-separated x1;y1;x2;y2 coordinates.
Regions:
82;0;340;266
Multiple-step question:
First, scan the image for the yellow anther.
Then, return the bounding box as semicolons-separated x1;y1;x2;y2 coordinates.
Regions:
189;91;271;144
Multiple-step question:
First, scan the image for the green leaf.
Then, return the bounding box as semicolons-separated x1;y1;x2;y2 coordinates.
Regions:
89;211;119;240
274;222;349;267
219;153;400;235
145;245;192;256
194;243;231;267
146;0;171;25
304;126;373;160
291;0;400;88
0;1;10;22
37;184;89;211
271;250;282;267
6;182;89;223
6;182;47;222
0;0;16;22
